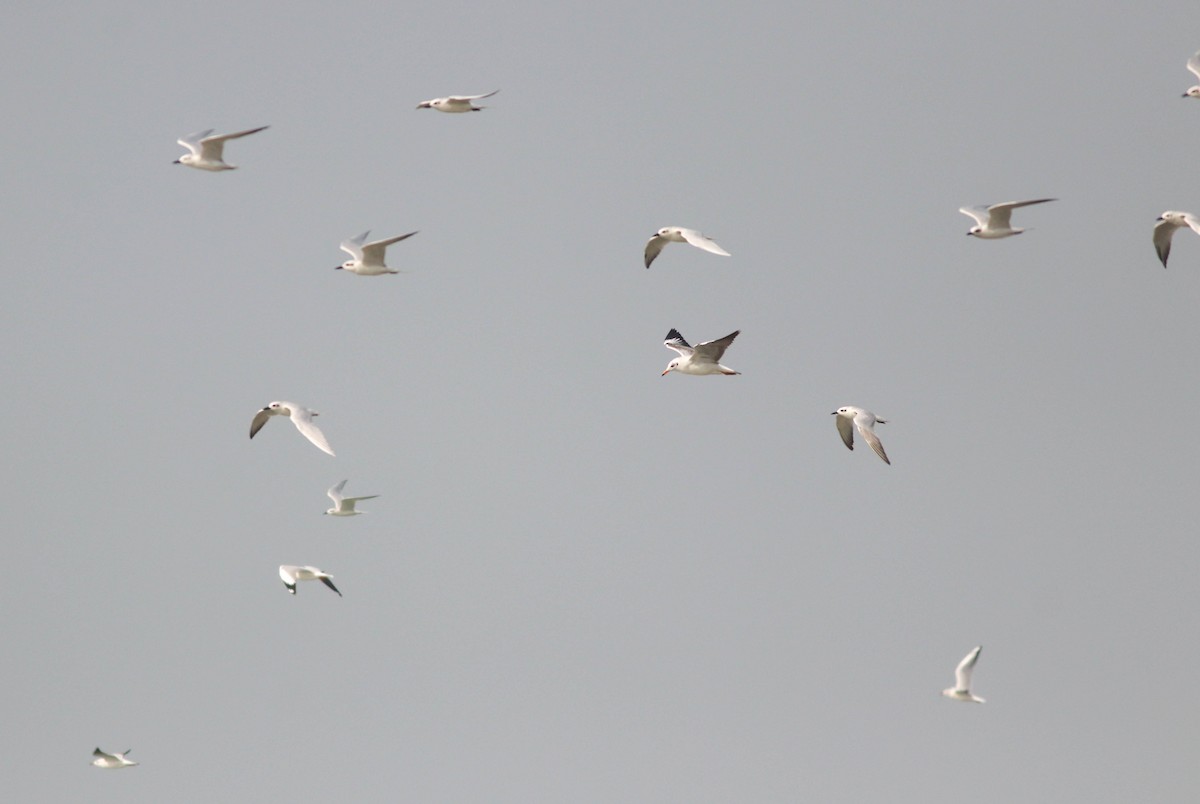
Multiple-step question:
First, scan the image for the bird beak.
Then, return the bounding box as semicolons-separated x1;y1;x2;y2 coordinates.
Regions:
334;265;343;270
661;369;671;376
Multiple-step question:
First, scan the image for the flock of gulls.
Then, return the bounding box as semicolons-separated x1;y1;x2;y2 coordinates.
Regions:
90;51;1200;766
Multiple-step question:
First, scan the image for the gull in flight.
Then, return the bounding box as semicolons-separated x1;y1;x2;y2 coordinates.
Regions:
662;329;741;376
1153;211;1200;267
832;406;890;465
250;401;335;456
174;126;268;171
416;90;499;112
280;565;342;596
92;748;138;769
1183;51;1200;98
959;198;1055;238
644;227;731;269
325;479;379;516
942;645;986;703
336;230;418;275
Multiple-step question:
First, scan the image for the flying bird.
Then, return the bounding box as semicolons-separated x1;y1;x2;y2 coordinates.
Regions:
173;126;268;171
941;645;986;703
92;748;138;769
325;479;379;516
1153;211;1200;267
644;227;731;269
661;329;741;376
959;198;1056;238
336;230;418;275
416;90;499;112
1183;50;1200;98
249;401;335;456
279;565;342;596
832;406;890;465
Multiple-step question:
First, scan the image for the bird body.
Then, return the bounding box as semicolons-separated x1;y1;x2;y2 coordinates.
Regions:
174;126;268;171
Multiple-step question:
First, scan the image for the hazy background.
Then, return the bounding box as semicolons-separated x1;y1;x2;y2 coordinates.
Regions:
3;1;1199;801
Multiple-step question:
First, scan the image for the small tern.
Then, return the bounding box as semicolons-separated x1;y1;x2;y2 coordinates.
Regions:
92;748;138;769
832;406;890;465
325;479;379;516
942;646;986;703
1153;211;1200;267
174;126;268;171
279;565;342;597
416;90;499;112
249;402;335;457
336;230;418;275
644;227;730;269
960;199;1055;238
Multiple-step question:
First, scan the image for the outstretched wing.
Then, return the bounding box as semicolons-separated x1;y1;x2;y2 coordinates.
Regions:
692;330;739;362
836;415;855;450
450;90;500;101
1188;50;1200;80
663;328;693;356
177;129;214;155
986;198;1056;228
679;228;731;256
644;234;668;269
857;419;890;465
954;645;982;691
1153;218;1179;267
340;231;370;260
249;409;271;439
361;231;418;265
320;577;343;596
290;409;335;456
327;479;348;504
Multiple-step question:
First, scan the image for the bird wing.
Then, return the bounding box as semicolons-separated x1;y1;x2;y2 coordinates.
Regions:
1153;218;1179;267
857;418;890;464
679;228;731;256
198;125;267;160
958;206;989;226
177;129;214;155
361;231;418;265
836;414;855;450
93;748;115;760
954;645;981;691
692;330;739;362
1185;213;1200;235
290;409;335;456
279;565;298;583
1189;50;1200;80
987;198;1056;228
663;329;693;356
320;577;343;596
249;409;272;439
342;495;379;512
340;231;369;260
644;234;668;268
450;90;500;101
327;480;348;504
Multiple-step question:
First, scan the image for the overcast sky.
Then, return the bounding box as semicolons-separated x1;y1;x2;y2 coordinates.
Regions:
4;1;1200;801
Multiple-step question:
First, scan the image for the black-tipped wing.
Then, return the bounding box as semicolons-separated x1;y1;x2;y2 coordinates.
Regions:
692;330;739;362
320;577;343;597
663;328;693;356
249;409;271;439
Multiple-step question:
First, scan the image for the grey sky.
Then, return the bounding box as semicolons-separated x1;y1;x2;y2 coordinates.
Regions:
4;1;1200;801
